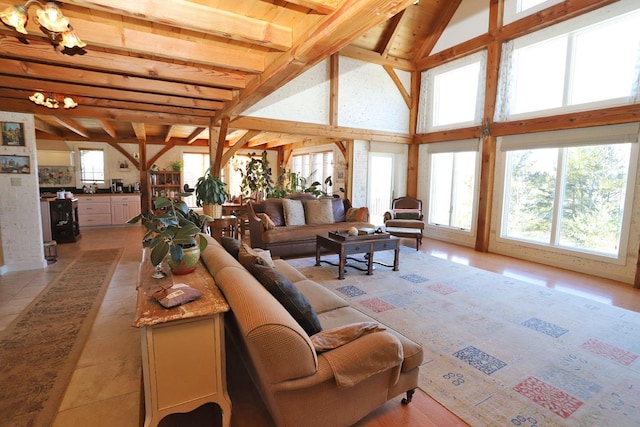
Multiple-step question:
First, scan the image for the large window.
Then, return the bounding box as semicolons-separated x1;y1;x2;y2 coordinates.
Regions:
291;151;333;193
427;140;479;231
183;153;210;208
497;4;640;120
500;125;638;258
79;149;104;183
418;51;486;132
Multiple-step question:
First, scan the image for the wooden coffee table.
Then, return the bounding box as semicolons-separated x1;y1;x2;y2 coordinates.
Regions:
315;233;400;280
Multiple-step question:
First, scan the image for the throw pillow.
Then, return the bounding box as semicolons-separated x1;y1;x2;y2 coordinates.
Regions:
345;206;369;222
238;242;274;270
304;199;334;224
331;198;346;222
250;263;322;336
252;248;275;267
153;283;203;308
393;208;421;220
257;213;276;230
310;322;386;352
282;199;306;226
263;200;285;226
220;236;241;259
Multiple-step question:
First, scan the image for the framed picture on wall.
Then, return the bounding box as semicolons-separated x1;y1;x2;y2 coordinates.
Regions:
1;122;25;146
0;155;30;174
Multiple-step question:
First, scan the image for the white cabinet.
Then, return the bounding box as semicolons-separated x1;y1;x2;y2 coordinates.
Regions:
111;195;142;224
77;195;141;226
78;196;112;227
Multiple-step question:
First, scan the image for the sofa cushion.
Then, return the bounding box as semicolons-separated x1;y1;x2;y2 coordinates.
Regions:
250;263;322;336
264;199;285;226
293;279;349;314
273;259;308;283
261;221;375;244
282;199;306;226
310;322;386;352
345;207;369;222
393;208;421;220
304;199;334;224
331;198;346;222
239;242;275;270
220;236;241;259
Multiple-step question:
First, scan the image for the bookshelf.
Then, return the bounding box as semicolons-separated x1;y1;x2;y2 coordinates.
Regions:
149;171;182;210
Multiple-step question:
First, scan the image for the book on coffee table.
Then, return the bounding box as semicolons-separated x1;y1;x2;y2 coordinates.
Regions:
328;230;390;241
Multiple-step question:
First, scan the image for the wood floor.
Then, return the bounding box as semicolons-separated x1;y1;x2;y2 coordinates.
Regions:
2;228;638;426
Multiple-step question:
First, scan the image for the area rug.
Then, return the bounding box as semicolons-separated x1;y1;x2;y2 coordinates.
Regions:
0;248;123;427
286;248;640;427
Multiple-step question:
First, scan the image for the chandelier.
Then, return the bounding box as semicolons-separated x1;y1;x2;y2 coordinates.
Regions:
0;0;86;49
29;92;78;109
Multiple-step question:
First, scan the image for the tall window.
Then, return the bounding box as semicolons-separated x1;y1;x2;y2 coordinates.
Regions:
500;125;637;257
79;149;104;183
418;51;487;132
291;151;333;193
183;153;210;208
497;5;640;120
427;140;479;231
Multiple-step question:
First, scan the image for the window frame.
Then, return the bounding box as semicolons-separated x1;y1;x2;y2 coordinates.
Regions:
78;148;105;184
495;124;639;263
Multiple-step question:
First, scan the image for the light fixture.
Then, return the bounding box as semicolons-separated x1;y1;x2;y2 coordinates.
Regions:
0;0;86;49
29;91;78;109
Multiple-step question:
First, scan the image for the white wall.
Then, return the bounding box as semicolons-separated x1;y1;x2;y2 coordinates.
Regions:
0;112;47;273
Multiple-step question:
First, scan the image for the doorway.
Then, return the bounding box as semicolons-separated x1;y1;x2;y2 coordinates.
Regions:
368;153;394;225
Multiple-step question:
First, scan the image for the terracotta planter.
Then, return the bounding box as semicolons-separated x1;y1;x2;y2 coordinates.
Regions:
167;245;200;275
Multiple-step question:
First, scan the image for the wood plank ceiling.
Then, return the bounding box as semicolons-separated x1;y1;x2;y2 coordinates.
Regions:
0;0;453;159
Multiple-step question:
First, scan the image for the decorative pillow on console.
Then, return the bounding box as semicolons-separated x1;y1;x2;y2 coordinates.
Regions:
393;208;421;220
152;283;203;308
304;198;334;224
250;263;322;336
345;206;369;222
282;199;306;226
310;322;386;352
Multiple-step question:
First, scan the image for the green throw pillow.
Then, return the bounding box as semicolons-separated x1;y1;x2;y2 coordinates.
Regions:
250;263;322;336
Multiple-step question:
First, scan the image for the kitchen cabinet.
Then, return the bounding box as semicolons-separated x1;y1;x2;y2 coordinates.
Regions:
78;196;112;227
111;195;142;224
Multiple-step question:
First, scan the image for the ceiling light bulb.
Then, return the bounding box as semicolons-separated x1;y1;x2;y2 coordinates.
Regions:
0;5;28;34
29;91;45;105
60;27;86;49
63;96;77;109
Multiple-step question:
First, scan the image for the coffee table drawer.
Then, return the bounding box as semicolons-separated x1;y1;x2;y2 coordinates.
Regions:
373;240;396;251
344;244;371;254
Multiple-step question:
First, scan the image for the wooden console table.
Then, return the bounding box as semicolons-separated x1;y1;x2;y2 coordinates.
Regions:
133;253;231;427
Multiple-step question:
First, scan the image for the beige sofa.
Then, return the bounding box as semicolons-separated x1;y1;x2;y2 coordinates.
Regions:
201;235;423;427
247;193;375;258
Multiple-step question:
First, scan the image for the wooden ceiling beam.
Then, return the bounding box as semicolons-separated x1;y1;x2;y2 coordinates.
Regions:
132;123;147;142
99;120;117;139
414;0;462;60
0;58;232;101
220;130;261;167
375;10;406;57
24;15;265;73
186;127;206;144
34;117;63;137
50;116;90;138
0;75;223;111
222;0;417;119
383;65;411;108
60;0;292;51
284;0;339;14
105;140;139;170
339;45;415;71
164;125;175;143
0;34;246;90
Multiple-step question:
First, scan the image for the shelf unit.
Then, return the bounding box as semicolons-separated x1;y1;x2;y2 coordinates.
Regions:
149;171;182;210
50;198;81;243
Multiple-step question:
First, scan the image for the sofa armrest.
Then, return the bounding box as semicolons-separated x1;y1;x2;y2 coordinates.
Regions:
271;331;403;391
247;202;266;249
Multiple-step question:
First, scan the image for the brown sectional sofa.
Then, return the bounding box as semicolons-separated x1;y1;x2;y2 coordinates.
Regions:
247;193;375;258
200;235;423;427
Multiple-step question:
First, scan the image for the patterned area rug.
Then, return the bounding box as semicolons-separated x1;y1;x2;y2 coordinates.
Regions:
0;248;123;427
287;247;640;427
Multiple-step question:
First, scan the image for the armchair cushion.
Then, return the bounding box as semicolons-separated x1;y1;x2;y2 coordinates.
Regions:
392;208;421;220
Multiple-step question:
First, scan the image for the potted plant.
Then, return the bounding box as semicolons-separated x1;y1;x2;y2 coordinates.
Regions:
128;195;212;275
236;151;274;200
194;168;229;218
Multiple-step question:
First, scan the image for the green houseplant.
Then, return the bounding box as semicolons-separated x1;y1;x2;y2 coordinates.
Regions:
194;168;229;218
236;151;274;200
128;195;212;274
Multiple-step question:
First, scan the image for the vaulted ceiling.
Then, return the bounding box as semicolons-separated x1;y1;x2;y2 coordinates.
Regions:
0;0;461;157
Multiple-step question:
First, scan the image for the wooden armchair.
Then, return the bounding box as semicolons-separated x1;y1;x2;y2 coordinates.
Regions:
383;196;425;249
